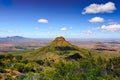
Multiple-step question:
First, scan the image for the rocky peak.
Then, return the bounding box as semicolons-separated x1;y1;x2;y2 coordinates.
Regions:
55;36;65;41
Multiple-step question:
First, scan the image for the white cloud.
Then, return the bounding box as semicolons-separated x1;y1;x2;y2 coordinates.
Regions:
101;24;120;32
89;17;104;23
82;2;116;14
60;27;67;31
38;19;48;23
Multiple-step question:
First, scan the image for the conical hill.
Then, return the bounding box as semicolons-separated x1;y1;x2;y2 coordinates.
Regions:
39;36;79;52
22;36;87;60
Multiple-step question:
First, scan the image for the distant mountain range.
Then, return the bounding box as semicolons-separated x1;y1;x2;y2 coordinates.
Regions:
0;36;25;40
0;36;27;44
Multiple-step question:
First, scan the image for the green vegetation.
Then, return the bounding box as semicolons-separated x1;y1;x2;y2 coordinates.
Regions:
0;54;120;80
39;36;80;52
14;46;27;50
0;37;120;80
14;36;84;60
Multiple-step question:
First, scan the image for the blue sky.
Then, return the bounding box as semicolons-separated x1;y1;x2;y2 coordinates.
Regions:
0;0;120;38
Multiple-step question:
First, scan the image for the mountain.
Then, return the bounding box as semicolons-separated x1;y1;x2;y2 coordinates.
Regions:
8;36;24;39
0;36;25;40
0;36;26;43
5;36;25;39
39;36;79;52
22;36;85;60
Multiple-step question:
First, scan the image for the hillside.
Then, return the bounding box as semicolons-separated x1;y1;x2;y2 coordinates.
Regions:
39;36;79;52
1;37;120;80
21;36;86;60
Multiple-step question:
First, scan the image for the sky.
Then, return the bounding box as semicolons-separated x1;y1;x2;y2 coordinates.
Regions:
0;0;120;38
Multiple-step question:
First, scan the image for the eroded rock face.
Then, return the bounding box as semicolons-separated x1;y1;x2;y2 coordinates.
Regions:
55;36;65;41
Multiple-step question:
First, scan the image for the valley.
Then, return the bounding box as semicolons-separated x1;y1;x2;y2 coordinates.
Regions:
0;36;120;79
0;37;120;58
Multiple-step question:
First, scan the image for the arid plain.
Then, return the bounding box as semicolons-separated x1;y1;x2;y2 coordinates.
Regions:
0;37;120;58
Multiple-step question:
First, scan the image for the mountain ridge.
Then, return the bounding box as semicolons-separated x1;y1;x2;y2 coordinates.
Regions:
20;36;86;60
39;36;79;52
0;36;25;40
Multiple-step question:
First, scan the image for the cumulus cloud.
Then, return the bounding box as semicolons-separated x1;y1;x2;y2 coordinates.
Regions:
89;17;104;23
60;27;67;31
82;2;116;14
38;19;48;23
101;24;120;32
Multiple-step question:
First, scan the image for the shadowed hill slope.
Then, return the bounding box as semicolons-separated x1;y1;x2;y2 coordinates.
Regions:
18;37;88;60
39;36;79;52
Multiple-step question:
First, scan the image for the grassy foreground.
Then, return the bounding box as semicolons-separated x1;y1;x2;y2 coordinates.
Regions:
1;37;120;80
0;52;120;80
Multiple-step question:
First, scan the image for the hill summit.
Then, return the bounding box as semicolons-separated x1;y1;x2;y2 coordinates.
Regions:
24;36;83;60
40;36;79;52
55;36;65;41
